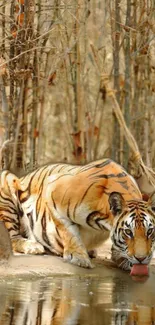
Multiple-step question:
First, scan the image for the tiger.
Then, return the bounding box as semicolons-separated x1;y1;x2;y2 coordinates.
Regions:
0;158;155;270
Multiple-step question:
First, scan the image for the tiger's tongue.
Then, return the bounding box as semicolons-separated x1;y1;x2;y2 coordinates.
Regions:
130;264;149;276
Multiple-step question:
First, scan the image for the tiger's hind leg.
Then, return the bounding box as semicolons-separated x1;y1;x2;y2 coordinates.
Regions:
46;203;93;269
11;237;45;255
3;219;45;255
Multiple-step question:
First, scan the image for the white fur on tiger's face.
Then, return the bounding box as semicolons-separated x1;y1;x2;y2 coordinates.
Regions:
0;158;155;270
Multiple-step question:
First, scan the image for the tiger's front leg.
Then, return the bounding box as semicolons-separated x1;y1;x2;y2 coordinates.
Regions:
47;204;93;268
111;246;131;271
63;228;93;268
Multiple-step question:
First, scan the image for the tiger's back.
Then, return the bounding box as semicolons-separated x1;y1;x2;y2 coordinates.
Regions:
41;159;142;259
19;158;141;200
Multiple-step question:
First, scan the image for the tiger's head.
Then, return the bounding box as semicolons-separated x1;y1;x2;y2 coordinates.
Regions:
109;192;155;271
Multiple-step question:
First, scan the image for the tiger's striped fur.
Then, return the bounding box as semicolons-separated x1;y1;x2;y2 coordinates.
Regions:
0;171;44;255
0;158;155;270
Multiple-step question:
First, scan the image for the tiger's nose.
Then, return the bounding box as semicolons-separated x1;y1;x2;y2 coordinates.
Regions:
135;256;146;263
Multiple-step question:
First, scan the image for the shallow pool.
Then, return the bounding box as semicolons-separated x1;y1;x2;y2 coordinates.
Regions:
0;271;155;325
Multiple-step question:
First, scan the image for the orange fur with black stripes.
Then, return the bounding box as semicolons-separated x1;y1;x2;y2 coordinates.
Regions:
0;158;155;270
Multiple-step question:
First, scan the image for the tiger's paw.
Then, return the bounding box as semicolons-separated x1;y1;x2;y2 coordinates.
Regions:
111;246;131;271
63;251;93;269
111;255;131;271
23;241;45;255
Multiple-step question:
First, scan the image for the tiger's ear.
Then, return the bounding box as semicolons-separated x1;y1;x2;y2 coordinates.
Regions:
109;192;126;217
148;191;155;213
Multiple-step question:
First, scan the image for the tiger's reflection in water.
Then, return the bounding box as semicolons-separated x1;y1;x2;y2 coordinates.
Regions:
0;277;155;325
0;277;110;325
0;278;80;325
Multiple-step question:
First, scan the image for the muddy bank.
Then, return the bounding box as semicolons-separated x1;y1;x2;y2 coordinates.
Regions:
0;222;155;279
0;238;155;279
0;254;117;278
1;254;155;278
0;239;117;278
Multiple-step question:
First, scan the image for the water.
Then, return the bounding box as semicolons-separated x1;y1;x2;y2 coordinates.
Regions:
0;272;155;325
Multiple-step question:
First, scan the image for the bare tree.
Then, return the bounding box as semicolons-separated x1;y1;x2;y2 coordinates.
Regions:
0;0;155;175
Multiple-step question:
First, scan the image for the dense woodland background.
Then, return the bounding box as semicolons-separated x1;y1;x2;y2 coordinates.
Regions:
0;0;155;175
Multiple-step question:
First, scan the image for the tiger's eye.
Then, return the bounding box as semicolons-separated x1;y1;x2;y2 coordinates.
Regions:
124;229;133;238
147;228;154;237
151;207;155;213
